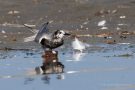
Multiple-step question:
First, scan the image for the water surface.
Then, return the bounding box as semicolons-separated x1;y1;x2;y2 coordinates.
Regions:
0;44;135;90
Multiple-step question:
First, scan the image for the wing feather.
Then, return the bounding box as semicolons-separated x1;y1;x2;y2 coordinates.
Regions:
35;22;49;43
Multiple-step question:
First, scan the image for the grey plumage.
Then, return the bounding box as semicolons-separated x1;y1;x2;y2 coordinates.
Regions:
35;22;70;50
35;22;49;43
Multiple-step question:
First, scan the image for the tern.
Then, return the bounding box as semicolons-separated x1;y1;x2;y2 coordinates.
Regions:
72;37;90;52
24;22;70;50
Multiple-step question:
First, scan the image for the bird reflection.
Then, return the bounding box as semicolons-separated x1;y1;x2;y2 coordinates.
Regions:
35;50;65;83
24;77;35;85
35;50;64;74
41;75;50;84
41;74;65;84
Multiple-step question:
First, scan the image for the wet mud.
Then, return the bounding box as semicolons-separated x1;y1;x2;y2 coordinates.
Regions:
0;0;135;90
0;0;135;49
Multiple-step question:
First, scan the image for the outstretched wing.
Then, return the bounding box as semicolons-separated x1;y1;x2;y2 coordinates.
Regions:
24;34;37;42
35;22;49;43
38;22;49;34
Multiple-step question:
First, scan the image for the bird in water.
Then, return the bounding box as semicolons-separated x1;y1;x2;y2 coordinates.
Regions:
24;22;70;50
72;36;90;52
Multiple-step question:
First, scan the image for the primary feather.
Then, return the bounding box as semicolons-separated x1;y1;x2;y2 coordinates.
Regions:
24;22;49;42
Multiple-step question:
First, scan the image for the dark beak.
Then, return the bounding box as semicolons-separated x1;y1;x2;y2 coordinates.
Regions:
64;32;71;35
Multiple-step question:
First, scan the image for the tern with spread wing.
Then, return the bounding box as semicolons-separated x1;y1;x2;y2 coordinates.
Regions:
24;22;70;50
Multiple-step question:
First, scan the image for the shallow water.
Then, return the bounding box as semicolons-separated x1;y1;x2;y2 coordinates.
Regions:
0;44;135;90
0;0;135;89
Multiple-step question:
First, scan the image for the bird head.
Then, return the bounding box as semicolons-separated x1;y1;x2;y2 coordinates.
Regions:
53;30;70;39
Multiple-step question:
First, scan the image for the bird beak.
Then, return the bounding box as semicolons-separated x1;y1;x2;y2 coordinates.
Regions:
64;32;71;35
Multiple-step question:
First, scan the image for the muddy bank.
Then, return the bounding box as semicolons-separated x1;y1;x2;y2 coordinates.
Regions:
0;0;135;49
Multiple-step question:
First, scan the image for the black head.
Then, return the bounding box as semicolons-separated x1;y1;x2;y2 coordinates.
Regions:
53;30;70;39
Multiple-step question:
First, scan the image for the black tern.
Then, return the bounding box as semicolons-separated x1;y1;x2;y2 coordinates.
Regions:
34;22;70;50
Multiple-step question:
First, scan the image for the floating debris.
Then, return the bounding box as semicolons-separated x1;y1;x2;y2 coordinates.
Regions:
95;10;109;16
95;9;117;17
100;26;108;30
49;20;54;23
1;30;6;34
120;16;126;19
104;40;116;44
119;31;133;35
8;10;20;14
112;9;118;14
77;34;92;37
0;22;24;27
58;10;62;13
18;32;21;34
96;32;113;38
85;27;89;30
4;35;7;38
83;21;89;25
118;43;130;45
116;27;121;30
98;20;106;27
17;16;21;18
118;23;127;26
80;25;84;29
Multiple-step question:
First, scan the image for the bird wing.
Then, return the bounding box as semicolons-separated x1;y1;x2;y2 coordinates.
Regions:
24;34;36;42
35;22;49;43
72;38;85;51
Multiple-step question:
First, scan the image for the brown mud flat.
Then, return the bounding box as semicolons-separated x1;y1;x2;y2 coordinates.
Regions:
0;0;135;49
